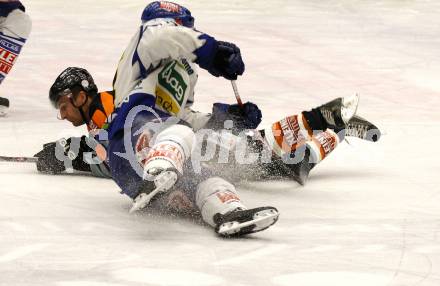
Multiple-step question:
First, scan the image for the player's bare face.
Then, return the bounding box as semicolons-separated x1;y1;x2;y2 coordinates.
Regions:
56;95;84;126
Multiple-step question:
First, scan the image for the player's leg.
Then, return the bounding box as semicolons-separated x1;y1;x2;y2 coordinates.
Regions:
108;115;196;212
261;94;380;184
195;177;279;237
131;123;196;212
0;6;32;115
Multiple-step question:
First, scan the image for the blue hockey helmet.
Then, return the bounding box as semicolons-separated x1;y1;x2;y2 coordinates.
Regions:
141;1;194;28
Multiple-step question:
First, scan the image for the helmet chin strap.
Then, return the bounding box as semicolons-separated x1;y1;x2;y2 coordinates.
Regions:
70;93;89;125
78;106;88;125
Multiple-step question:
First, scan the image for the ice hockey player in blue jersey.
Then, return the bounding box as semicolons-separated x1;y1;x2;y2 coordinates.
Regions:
34;2;381;237
35;2;276;237
0;0;31;115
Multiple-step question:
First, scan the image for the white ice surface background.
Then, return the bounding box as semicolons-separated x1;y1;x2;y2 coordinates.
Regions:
1;1;440;286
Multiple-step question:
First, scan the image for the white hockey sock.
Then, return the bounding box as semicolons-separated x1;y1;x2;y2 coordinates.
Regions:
196;177;246;227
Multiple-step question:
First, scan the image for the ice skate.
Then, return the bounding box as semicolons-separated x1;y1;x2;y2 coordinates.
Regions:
130;124;194;213
345;115;381;142
318;95;381;142
214;206;279;237
291;149;313;185
130;167;179;213
318;94;359;129
0;97;9;117
266;148;312;186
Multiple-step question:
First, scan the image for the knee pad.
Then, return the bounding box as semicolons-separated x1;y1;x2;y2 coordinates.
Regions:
153;124;195;158
143;124;195;175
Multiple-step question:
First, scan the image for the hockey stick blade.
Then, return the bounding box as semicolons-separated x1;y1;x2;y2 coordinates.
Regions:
0;155;38;163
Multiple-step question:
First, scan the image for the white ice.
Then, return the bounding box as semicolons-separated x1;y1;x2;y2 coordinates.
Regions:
1;1;440;285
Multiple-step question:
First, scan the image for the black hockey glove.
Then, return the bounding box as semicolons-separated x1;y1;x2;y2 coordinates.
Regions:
226;102;262;129
208;41;245;80
34;136;94;174
34;142;65;174
204;101;262;134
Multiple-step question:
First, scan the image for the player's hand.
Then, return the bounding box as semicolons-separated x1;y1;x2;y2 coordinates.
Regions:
209;41;245;80
34;141;66;174
228;102;262;129
34;136;94;174
211;101;262;130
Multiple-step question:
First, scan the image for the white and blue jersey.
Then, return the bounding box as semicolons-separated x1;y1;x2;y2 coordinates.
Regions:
108;18;217;139
95;18;219;198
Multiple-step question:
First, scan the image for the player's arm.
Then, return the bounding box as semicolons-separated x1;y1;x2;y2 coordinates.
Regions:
136;21;244;80
33;136;111;178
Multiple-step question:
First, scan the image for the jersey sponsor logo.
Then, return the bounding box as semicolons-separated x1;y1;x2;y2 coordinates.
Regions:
180;58;194;75
155;85;180;115
159;1;181;13
159;61;187;105
156;60;188;115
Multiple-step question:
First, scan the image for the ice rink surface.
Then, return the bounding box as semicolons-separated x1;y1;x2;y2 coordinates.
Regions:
1;0;440;285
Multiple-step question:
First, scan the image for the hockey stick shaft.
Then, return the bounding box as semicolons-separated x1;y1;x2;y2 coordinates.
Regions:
231;80;243;107
0;155;38;163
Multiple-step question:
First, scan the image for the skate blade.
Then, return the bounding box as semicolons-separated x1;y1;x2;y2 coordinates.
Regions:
129;170;178;213
341;94;359;124
217;209;279;236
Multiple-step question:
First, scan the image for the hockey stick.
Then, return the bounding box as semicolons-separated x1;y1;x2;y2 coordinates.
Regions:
0;155;38;163
231;80;243;107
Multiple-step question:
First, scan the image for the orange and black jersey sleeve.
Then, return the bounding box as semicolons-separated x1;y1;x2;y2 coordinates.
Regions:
88;91;115;130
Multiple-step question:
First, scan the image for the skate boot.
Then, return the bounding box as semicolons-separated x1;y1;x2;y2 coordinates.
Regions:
130;124;195;213
130;167;179;213
0;97;9;116
318;95;381;142
345;115;381;142
318;94;359;130
288;148;313;185
214;206;279;237
265;147;312;186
